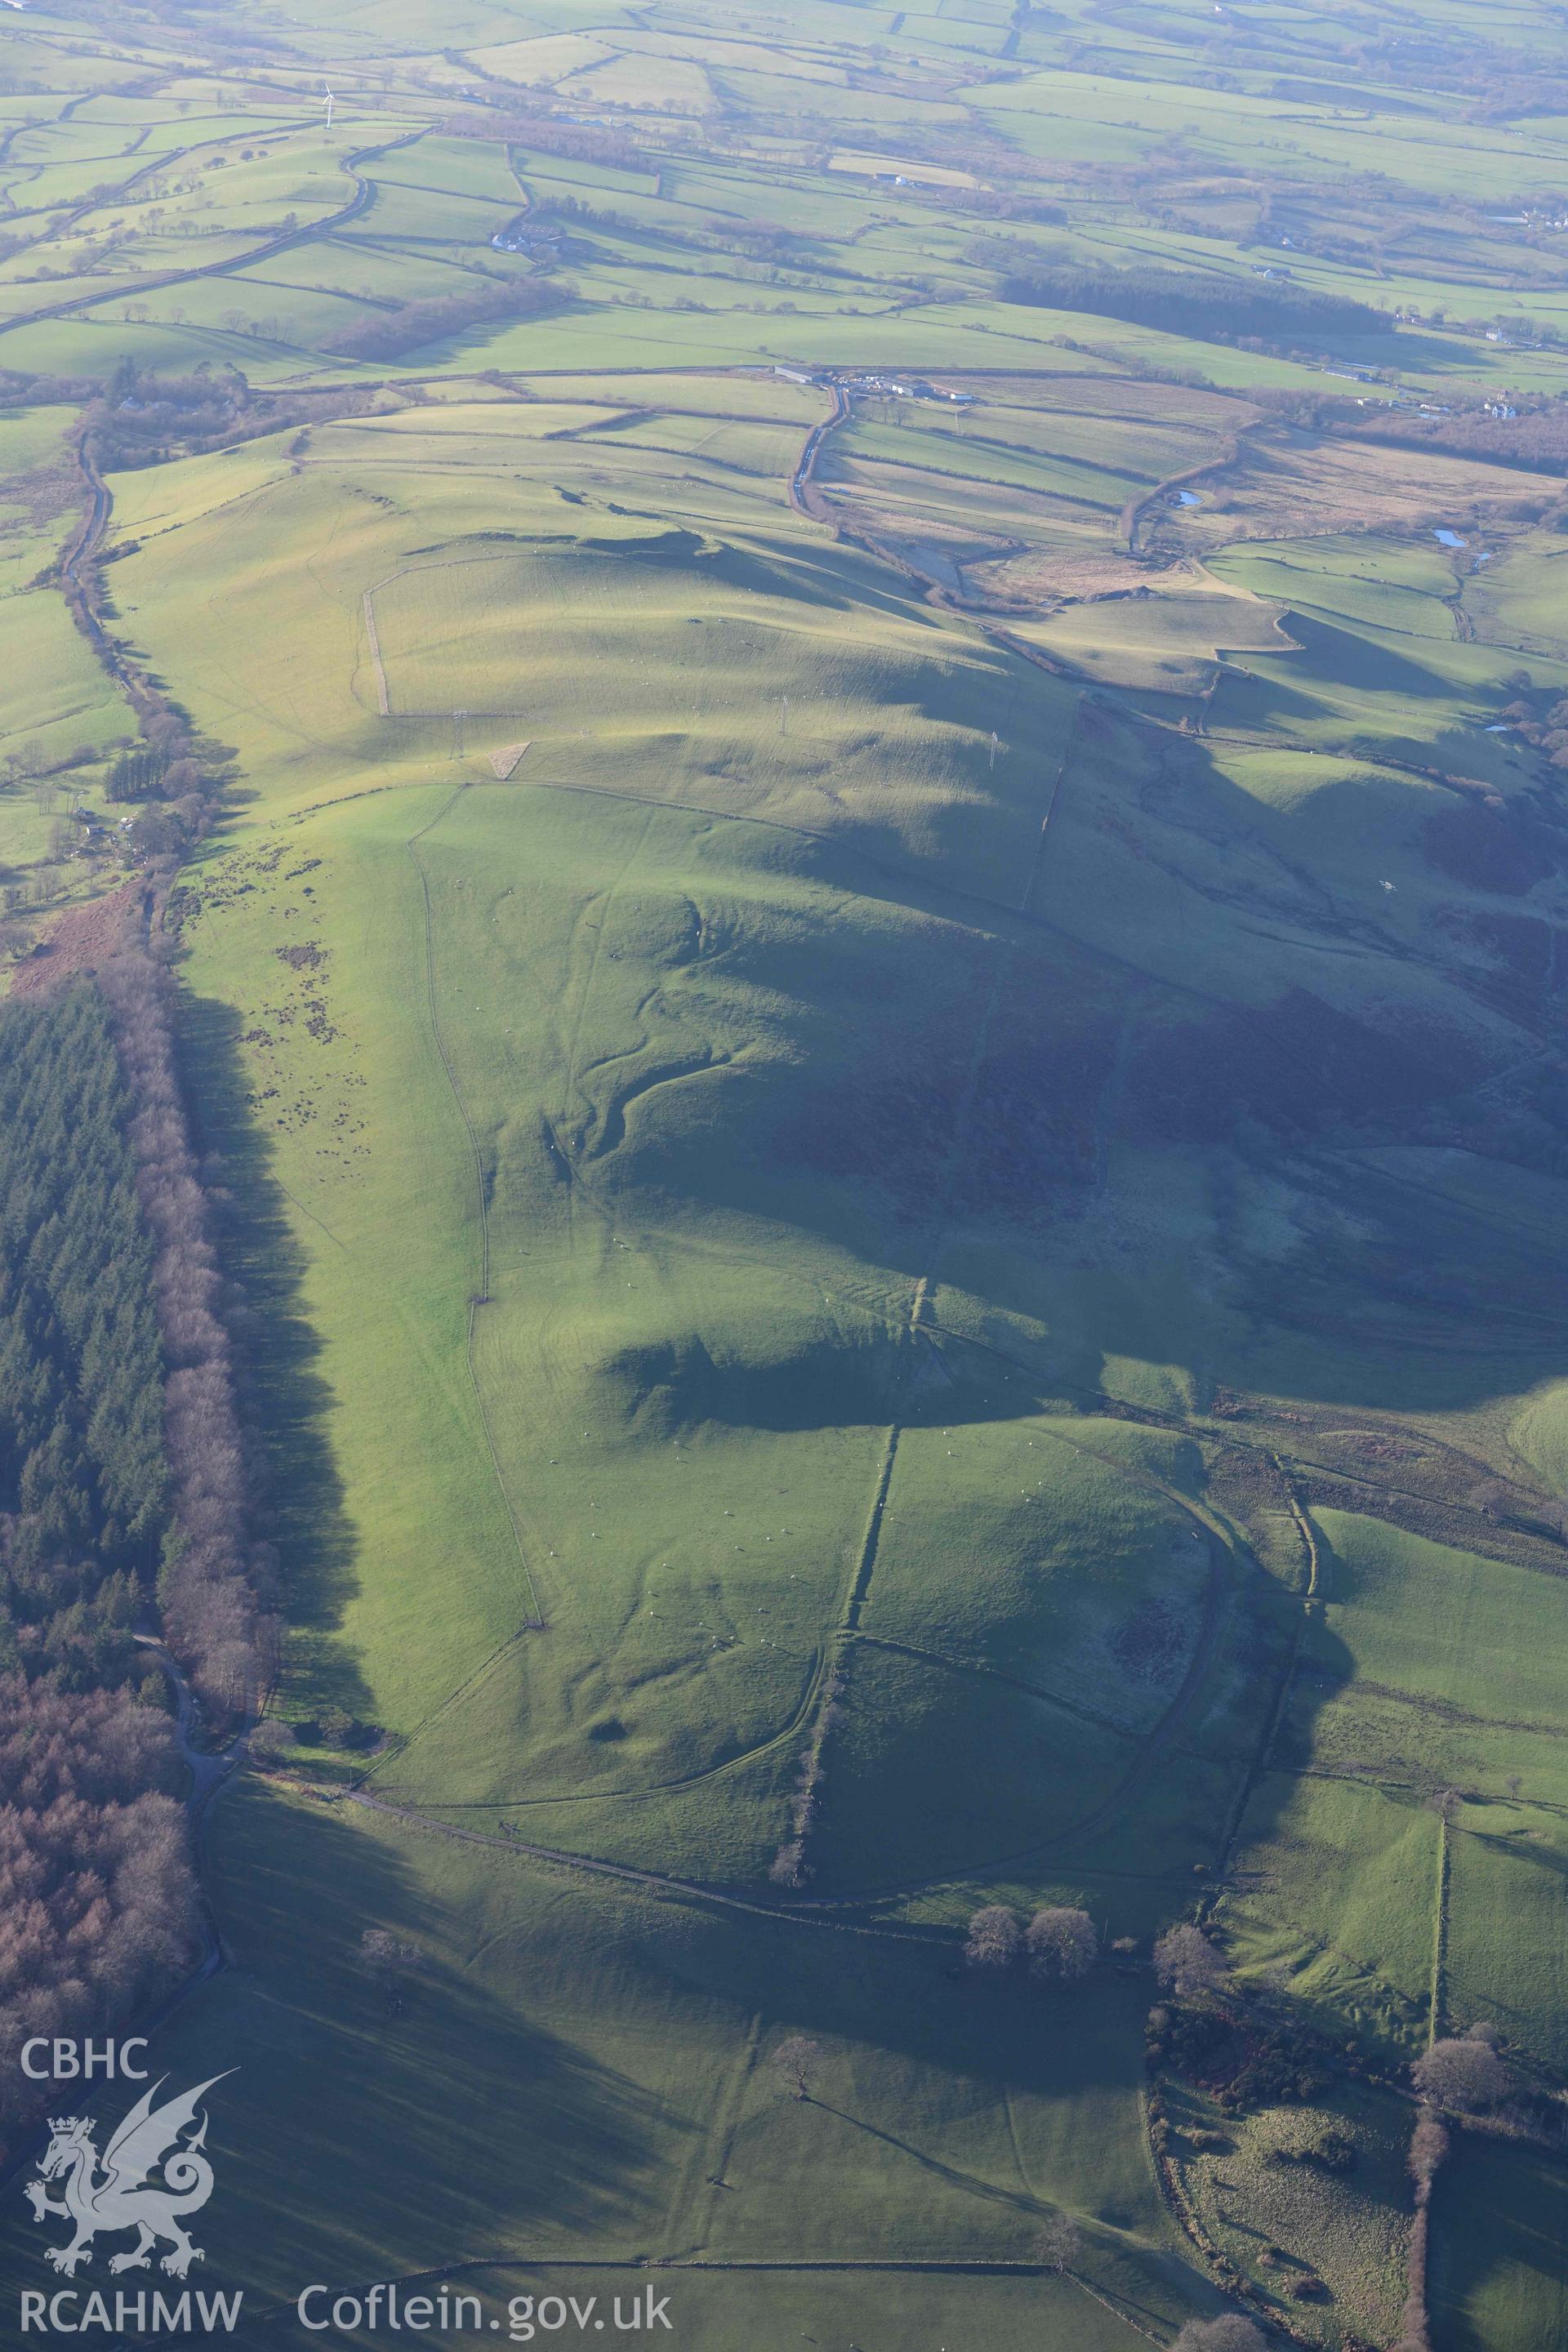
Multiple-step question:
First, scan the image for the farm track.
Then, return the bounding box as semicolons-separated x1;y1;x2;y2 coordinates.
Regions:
558;807;657;1192
58;432;119;676
363;585;390;715
788;376;849;521
343;1788;938;1944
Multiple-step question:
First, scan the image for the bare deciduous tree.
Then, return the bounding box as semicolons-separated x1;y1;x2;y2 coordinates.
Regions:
361;1927;419;2012
1170;2318;1269;2351
1408;2107;1450;2190
965;1905;1022;1972
1025;1906;1098;1984
1413;2032;1510;2112
249;1719;296;1768
1153;1923;1227;2001
1033;2213;1083;2274
1395;2105;1450;2352
773;2034;822;2101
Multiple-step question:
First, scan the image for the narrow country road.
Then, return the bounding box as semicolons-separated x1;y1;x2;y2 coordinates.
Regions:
789;376;849;519
133;1632;245;1826
0;127;426;346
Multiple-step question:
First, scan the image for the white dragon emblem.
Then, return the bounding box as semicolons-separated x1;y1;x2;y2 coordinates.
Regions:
24;2074;232;2279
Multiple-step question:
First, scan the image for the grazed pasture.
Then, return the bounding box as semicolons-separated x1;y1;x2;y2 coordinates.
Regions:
2;2;1568;2344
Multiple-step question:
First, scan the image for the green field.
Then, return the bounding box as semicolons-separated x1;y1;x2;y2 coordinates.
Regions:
2;2;1568;2346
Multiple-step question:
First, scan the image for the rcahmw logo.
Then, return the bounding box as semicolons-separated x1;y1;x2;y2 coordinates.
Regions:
20;2069;243;2334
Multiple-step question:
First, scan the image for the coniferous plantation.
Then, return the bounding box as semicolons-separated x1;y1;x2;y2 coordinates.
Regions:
0;983;199;2148
978;246;1394;352
0;987;165;1688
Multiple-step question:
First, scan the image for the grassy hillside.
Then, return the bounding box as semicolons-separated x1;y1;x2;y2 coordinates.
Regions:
2;2;1568;2347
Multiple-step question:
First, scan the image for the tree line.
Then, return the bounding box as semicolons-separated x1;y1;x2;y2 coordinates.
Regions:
86;359;377;474
1350;403;1568;474
443;111;647;174
320;274;563;363
97;951;278;1725
0;985;205;2150
971;238;1392;350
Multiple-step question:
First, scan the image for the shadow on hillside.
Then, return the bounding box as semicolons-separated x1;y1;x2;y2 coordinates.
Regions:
1427;2129;1568;2352
176;984;371;1725
0;1790;671;2310
202;1794;670;2292
586;705;1568;1427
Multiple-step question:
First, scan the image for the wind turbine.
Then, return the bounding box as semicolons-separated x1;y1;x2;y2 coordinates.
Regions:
322;80;336;132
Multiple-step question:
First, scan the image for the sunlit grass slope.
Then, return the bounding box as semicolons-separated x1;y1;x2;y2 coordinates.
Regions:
7;0;1568;2334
